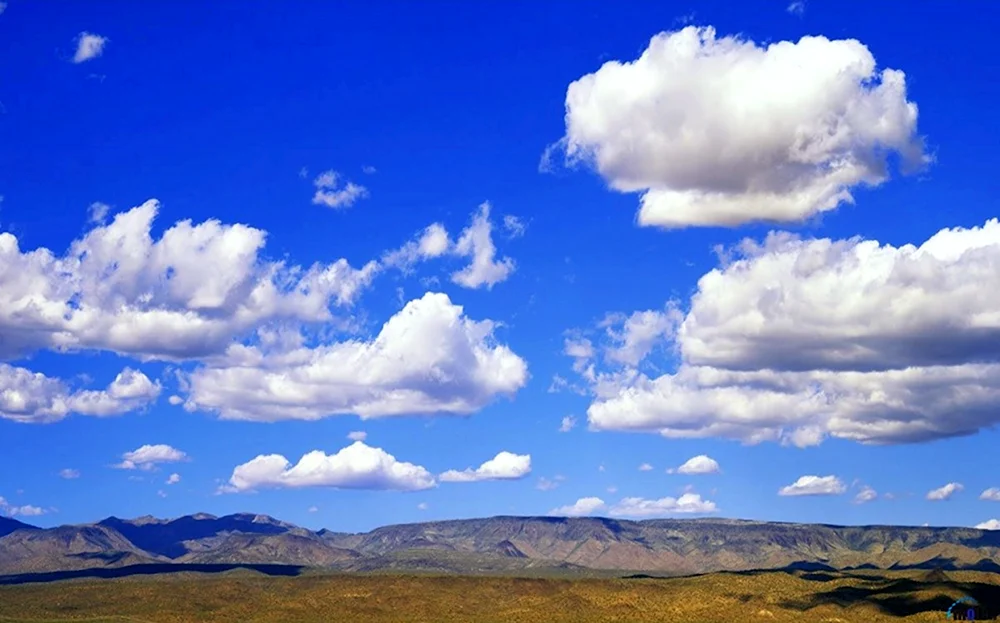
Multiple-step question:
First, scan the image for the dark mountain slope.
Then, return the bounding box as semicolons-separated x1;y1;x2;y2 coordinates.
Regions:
0;517;38;539
98;513;293;558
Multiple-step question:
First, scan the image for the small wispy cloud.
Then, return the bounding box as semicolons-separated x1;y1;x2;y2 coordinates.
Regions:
73;32;108;63
312;169;368;209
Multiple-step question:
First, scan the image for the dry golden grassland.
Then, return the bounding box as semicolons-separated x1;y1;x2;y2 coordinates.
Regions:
0;568;997;623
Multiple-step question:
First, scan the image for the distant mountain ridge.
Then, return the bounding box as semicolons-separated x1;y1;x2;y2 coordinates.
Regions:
2;513;999;577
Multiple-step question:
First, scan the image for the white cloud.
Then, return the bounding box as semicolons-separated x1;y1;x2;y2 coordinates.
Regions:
451;202;515;290
609;493;718;517
59;468;80;479
976;519;1000;530
559;415;577;432
184;292;527;421
638;463;653;472
778;475;846;496
223;441;435;492
312;170;368;209
0;200;379;362
787;1;805;15
362;165;377;174
347;431;367;442
536;476;564;491
579;220;1000;446
157;490;167;498
564;338;594;360
602;307;682;367
853;486;878;504
0;2;6;16
502;215;526;238
926;482;963;501
88;202;110;224
115;444;188;470
381;203;516;290
549;497;607;517
0;497;45;517
166;473;181;485
980;487;1000;501
606;486;618;494
308;505;319;513
381;223;451;271
416;502;428;510
549;26;926;229
439;451;531;483
669;455;720;475
73;32;108;63
0;364;160;423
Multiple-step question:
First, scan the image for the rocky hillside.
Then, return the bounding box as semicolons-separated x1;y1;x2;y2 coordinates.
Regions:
2;513;999;577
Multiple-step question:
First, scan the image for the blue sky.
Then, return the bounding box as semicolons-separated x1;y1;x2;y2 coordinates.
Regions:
2;0;1000;533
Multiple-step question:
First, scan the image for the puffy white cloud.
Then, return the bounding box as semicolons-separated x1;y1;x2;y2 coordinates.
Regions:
778;475;846;496
976;519;1000;530
73;32;107;63
550;26;926;229
167;395;183;406
312;170;368;209
681;222;1000;372
223;441;435;492
451;202;515;289
308;505;319;513
115;444;188;470
347;431;367;442
549;497;607;517
577;219;1000;446
638;463;653;472
669;455;720;475
166;473;181;485
417;502;429;510
853;486;878;504
439;451;531;483
0;497;45;517
559;415;577;432
380;203;516;290
980;487;1000;501
0;200;379;361
926;482;963;501
0;364;160;423
381;224;451;271
59;468;80;479
184;292;527;421
609;493;718;517
601;307;682;367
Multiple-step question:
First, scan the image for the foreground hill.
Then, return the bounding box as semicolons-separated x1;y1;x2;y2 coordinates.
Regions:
2;567;999;622
2;513;999;577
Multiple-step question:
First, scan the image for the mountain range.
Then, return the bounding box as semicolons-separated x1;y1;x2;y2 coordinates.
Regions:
2;513;1000;577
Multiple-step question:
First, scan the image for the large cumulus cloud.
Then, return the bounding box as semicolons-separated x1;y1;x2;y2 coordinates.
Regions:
572;219;1000;445
548;26;928;228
